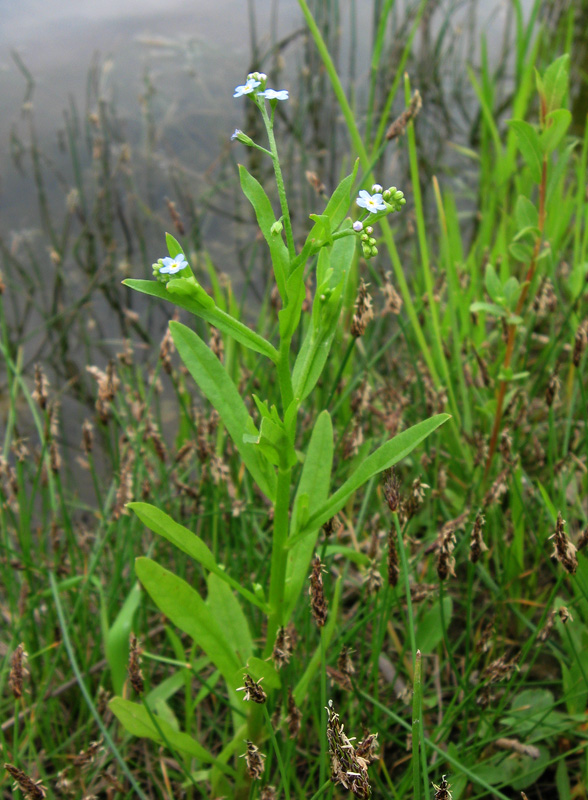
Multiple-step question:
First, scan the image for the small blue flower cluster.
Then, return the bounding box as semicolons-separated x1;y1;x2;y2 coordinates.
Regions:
233;73;289;102
354;184;406;259
152;253;189;282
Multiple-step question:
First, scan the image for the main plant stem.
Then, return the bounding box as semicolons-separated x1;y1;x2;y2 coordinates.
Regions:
264;465;292;658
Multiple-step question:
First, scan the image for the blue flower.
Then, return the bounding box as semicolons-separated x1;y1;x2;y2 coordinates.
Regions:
356;190;387;214
260;89;289;101
160;254;188;275
231;129;242;140
233;78;261;98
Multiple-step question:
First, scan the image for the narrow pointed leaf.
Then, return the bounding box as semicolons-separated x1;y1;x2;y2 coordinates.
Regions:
290;415;450;546
109;697;235;773
123;279;278;361
135;557;241;690
170;321;276;501
285;410;333;618
128;503;267;611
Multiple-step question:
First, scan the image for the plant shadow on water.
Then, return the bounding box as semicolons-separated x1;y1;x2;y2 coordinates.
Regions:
1;2;588;799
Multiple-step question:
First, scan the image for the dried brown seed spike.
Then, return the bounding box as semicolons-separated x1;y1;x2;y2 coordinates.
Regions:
286;686;302;738
309;555;328;628
237;674;267;704
241;740;266;780
128;633;144;695
549;511;578;574
4;763;46;800
9;643;28;699
350;279;374;338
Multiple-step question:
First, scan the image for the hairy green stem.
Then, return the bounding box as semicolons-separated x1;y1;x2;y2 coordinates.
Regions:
260;102;296;263
264;466;292;657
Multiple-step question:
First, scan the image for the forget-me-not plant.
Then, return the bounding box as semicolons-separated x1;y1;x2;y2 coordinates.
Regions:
114;71;448;797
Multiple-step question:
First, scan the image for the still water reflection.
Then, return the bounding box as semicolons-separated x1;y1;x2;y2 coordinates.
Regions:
0;0;540;481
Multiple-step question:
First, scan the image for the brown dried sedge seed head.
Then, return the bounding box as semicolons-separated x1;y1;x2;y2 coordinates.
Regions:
128;633;144;695
242;740;265;780
286;686;302;738
4;764;46;800
9;643;28;699
549;511;578;574
309;555;328;627
237;674;267;704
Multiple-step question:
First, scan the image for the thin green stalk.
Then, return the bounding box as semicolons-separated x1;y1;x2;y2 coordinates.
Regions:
259;102;296;263
319;628;327;791
49;571;150;800
262;704;290;800
412;650;422;800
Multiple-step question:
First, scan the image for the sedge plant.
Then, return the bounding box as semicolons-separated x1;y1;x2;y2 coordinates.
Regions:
108;72;448;796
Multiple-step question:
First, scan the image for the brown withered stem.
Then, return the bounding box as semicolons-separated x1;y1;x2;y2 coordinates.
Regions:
309;555;328;627
128;633;144;695
4;764;46;799
484;138;548;482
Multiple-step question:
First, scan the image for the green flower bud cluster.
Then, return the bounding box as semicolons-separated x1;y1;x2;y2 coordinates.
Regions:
360;226;378;260
382;186;406;213
152;259;170;284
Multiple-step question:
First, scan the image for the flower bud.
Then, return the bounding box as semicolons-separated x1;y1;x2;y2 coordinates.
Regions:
371;184;383;194
231;129;255;147
353;220;363;232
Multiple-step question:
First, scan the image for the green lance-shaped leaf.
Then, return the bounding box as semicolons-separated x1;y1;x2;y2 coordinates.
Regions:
239;165;290;295
541;54;569;115
514;195;539;230
284;410;333;619
540;109;572;154
123;279;278;362
127;502;268;612
206;573;253;667
509;120;543;183
288;414;450;548
305;159;359;246
135;557;241;692
105;582;142;695
109;697;236;774
165;232;184;258
292;231;355;401
170;321;276;502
